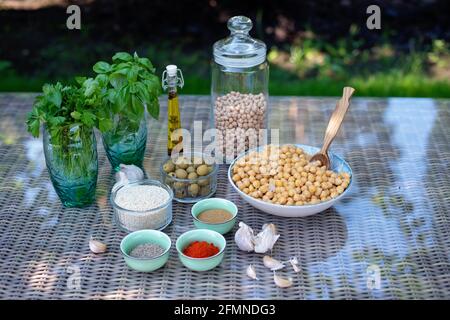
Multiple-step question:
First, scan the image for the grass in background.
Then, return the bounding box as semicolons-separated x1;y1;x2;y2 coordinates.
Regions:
1;29;449;98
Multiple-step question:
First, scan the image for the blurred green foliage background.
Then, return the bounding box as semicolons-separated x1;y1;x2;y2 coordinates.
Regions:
0;0;449;97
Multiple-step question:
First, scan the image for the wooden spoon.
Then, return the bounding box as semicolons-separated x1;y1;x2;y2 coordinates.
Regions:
310;86;355;169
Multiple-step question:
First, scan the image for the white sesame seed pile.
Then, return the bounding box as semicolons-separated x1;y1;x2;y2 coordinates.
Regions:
115;185;170;211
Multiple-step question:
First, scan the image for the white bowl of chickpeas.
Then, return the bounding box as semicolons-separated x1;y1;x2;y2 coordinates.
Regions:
228;144;352;217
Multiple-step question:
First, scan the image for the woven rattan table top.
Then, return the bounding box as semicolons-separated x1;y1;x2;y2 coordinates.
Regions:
0;94;449;299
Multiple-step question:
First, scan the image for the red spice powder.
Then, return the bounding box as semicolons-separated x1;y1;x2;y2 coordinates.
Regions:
183;241;220;258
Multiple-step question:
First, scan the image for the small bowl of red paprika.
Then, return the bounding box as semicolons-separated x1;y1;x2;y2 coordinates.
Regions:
176;229;226;271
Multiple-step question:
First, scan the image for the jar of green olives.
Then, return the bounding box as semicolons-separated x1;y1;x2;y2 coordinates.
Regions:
160;153;218;203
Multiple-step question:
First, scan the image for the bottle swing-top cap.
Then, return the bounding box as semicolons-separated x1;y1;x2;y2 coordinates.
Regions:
162;64;184;90
166;65;177;77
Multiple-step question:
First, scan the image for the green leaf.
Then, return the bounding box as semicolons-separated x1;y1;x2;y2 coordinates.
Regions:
75;76;87;85
81;111;96;127
109;72;127;89
112;52;132;62
127;65;139;83
98;118;113;132
82;78;98;97
93;61;111;74
131;95;144;118
136;82;150;103
138;57;155;72
146;97;160;120
26;108;41;137
43;83;62;107
28;120;40;137
71;111;81;120
48;116;66;126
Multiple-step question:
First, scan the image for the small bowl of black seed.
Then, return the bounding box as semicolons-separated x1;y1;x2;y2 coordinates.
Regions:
120;230;171;272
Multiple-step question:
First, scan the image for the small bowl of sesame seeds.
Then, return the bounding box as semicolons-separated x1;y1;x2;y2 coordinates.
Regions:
111;179;173;232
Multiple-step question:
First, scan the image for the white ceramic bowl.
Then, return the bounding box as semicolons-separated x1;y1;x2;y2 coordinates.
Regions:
228;144;353;217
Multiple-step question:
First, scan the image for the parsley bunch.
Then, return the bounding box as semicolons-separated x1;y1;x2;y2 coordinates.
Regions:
26;82;98;140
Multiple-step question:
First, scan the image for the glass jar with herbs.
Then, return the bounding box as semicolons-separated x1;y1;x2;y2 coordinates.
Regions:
26;83;99;207
88;52;161;170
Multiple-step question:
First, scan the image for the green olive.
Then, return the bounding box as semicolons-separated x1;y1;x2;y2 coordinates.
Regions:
186;166;195;174
173;181;186;189
188;184;200;197
175;189;186;199
163;160;175;173
175;156;189;169
196;164;209;176
168;172;176;177
175;168;188;179
188;172;198;180
200;186;211;196
198;178;210;187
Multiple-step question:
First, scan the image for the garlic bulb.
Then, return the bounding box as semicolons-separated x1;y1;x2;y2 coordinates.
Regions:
235;222;255;252
254;223;280;253
112;171;129;192
263;256;285;271
115;164;144;183
89;239;107;254
246;265;258;280
273;274;293;288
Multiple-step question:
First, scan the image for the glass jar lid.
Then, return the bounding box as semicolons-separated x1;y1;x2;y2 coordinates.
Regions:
213;16;266;68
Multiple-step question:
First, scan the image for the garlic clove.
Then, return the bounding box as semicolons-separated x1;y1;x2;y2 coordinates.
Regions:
254;223;280;253
246;265;258;280
289;256;301;273
263;255;285;271
235;222;255;252
274;273;293;288
89;239;107;254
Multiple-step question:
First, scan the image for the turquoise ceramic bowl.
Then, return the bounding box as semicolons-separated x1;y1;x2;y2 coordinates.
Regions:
191;198;238;234
120;230;171;272
176;229;226;272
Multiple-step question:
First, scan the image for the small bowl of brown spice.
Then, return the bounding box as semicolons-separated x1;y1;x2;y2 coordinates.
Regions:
191;198;238;234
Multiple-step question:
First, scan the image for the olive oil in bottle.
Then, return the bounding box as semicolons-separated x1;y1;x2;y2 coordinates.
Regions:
162;65;184;156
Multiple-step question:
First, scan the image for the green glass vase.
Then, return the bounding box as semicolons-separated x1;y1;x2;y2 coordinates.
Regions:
43;125;98;207
101;116;147;171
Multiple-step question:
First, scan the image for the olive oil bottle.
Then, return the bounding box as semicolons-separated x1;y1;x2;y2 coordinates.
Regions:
162;65;184;156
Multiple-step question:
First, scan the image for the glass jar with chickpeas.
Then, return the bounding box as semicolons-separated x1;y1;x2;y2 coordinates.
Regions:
211;16;269;160
231;145;351;206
